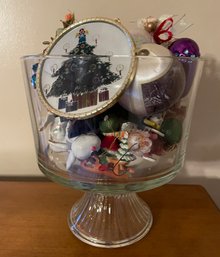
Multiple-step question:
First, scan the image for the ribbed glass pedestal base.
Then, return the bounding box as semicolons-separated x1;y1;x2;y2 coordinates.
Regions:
68;192;153;248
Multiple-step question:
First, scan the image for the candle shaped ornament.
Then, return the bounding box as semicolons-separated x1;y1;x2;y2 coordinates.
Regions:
119;43;185;117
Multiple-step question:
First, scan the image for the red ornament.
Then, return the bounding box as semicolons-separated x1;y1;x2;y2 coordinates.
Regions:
149;138;165;156
153;17;173;44
65;12;74;22
101;136;119;151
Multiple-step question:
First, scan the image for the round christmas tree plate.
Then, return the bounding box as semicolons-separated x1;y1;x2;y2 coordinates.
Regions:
36;18;136;119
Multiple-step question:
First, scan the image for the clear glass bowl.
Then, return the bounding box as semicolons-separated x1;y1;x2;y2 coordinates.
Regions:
21;54;203;248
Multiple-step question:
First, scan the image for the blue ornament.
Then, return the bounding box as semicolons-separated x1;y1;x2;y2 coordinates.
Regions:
32;63;39;72
31;63;39;88
31;74;36;88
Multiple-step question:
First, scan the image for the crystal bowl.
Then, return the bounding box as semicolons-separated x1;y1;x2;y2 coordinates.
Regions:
21;54;203;248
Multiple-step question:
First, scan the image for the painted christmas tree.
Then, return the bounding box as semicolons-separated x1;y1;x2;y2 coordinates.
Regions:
115;132;136;162
46;28;120;110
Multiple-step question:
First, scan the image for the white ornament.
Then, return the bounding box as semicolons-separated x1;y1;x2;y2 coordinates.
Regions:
66;134;101;170
119;43;185;117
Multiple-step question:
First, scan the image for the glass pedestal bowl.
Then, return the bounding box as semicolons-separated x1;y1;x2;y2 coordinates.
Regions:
21;54;203;248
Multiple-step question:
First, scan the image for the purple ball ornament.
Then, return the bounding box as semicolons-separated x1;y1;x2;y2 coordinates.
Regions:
169;38;200;58
169;38;200;97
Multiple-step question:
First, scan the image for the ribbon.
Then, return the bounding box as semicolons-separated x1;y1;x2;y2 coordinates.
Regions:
153;17;174;44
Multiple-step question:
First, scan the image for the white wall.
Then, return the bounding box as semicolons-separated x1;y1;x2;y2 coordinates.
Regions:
0;0;219;206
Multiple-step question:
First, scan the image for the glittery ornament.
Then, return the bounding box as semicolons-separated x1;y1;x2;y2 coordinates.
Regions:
169;38;200;57
143;17;158;33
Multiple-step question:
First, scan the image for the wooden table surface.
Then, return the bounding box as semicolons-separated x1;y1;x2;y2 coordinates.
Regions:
0;181;219;257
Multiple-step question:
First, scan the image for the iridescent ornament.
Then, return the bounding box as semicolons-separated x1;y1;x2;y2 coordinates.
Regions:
169;38;200;57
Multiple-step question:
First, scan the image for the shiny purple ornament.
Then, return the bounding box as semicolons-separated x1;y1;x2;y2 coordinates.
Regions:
169;38;200;97
169;38;200;57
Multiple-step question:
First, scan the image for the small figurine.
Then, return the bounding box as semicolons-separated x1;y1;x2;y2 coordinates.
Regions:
76;28;88;45
127;130;152;158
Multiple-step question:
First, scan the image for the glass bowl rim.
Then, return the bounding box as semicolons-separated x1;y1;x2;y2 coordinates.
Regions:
20;54;205;62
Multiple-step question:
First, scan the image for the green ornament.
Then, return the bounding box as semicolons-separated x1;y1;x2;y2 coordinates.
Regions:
160;118;182;145
99;115;120;133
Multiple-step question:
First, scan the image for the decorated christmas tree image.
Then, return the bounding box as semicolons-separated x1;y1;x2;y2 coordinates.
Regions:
46;28;121;111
